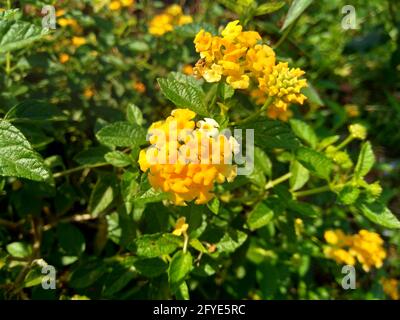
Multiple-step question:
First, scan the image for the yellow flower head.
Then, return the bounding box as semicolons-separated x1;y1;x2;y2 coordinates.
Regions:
182;64;194;75
258;62;307;110
133;81;146;93
349;123;367;140
323;229;386;272
109;1;121;10
381;278;399;300
172;217;189;236
72;36;86;47
148;5;192;36
138;109;238;206
59;53;70;64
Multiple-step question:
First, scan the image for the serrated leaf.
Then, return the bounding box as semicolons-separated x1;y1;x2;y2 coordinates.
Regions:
131;233;182;258
239;119;300;151
168;251;192;292
216;229;247;253
133;258;168;277
73;146;109;166
338;185;360;205
247;201;274;231
0;120;52;183
0;19;49;53
126;104;144;126
290;160;309;191
5;100;65;122
104;151;132;167
96;121;146;147
357;201;400;229
281;0;313;31
296;147;332;180
289;119;318;149
354;141;375;179
157;77;208;116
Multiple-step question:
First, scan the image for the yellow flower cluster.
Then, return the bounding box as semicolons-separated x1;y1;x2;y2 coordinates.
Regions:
324;229;387;272
193;20;307;111
109;0;135;11
138;109;238;206
381;278;399;300
148;4;193;36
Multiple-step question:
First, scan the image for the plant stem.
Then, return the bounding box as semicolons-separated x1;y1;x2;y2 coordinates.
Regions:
274;17;298;49
294;185;331;197
53;162;109;178
183;232;189;253
232;96;273;126
265;172;292;190
336;135;354;150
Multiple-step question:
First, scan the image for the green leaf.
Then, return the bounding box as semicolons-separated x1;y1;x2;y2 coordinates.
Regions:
96;121;146;147
254;2;285;16
104;151;132;167
287;201;319;218
0;120;52;183
216;229;248;253
296;147;332;180
357;201;400;229
103;267;136;296
24;267;43;288
247;201;274;231
5;100;65;122
89;175;118;217
354;141;375;179
74;146;109;166
207;197;220;215
133;187;169;206
157;77;208;116
172;22;217;38
239;119;300;151
290;160;310;191
217;82;235;101
168;251;192;292
302;83;324;106
70;262;108;289
6;241;32;258
189;239;208;253
0;19;49;53
254;147;272;178
57;223;86;256
281;0;313;31
289;119;318;149
131;233;182;258
126;104;144;126
176;281;190;300
133;258;168;278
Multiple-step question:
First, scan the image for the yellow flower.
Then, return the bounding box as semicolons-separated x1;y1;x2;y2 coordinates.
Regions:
172;217;189;236
121;0;134;6
83;87;94;99
182;64;194;75
149;14;173;36
345;104;360;117
323;229;386;272
258;62;307;110
148;5;192;36
109;1;121;10
203;63;223;83
59;53;70;64
56;9;66;17
58;18;78;28
138;109;238;206
381;278;399;300
165;4;183;16
72;36;86;47
221;20;242;40
194;29;213;53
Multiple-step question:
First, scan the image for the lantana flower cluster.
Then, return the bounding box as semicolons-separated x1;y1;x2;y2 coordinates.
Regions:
148;4;193;36
193;20;307;118
138;109;239;206
324;229;387;272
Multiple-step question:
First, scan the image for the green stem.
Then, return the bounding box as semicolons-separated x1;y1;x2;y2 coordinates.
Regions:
265;172;292;190
336;135;354;150
53;162;109;178
294;185;331;197
183;232;189;254
274;17;298;49
232;96;273;126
